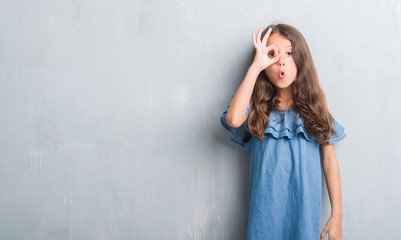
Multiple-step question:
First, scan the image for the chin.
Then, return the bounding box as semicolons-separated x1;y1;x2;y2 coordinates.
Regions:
272;81;293;89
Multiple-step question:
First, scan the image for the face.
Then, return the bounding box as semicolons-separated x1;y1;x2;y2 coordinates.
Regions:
264;33;297;91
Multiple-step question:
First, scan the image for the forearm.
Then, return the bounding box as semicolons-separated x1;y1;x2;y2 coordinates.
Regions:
322;155;343;218
226;65;260;127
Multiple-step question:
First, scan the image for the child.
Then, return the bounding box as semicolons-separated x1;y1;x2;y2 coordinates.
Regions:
220;23;346;240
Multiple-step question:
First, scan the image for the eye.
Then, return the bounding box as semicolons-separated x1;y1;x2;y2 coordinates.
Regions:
268;51;275;57
287;51;293;56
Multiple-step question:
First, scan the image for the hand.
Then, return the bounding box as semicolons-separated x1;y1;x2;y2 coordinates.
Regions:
251;27;280;72
320;215;343;240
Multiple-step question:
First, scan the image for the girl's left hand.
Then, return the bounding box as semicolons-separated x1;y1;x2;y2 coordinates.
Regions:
320;215;343;240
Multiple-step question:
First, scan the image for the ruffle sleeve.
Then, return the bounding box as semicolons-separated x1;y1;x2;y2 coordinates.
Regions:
221;105;346;146
255;110;347;144
256;109;315;141
220;102;252;147
327;117;347;144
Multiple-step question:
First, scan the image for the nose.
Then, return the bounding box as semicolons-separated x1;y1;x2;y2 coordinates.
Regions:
277;55;285;66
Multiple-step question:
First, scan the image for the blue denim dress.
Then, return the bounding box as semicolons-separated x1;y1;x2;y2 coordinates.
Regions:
220;102;346;240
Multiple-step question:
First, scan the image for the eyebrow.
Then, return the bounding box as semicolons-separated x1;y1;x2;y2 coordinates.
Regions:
277;45;292;51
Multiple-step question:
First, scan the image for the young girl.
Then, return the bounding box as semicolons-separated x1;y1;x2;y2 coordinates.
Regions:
220;23;346;240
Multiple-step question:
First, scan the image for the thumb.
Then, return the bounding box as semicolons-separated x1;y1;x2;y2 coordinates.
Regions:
320;229;328;240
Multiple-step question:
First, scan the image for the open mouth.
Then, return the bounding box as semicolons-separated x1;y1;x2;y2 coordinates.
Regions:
279;71;286;79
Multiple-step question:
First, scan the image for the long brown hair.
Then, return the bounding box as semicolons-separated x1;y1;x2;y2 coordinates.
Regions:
247;23;337;145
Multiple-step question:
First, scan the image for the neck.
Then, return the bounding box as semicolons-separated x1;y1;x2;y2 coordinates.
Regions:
277;86;293;109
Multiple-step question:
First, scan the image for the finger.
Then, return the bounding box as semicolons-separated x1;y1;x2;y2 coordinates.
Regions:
320;230;328;240
256;27;262;44
271;44;279;54
273;48;281;62
266;45;280;62
261;27;272;46
320;230;325;240
266;44;279;56
274;53;281;62
252;33;257;49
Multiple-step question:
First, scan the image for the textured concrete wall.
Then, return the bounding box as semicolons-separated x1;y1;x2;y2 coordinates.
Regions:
0;0;400;239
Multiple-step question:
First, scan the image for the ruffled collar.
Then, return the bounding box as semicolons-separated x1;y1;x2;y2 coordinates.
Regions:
245;109;316;141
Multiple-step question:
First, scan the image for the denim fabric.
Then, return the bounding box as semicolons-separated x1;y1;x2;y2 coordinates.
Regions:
220;103;346;240
220;102;253;147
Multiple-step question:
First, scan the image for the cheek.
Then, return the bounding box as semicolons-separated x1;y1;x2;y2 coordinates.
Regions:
290;61;298;75
264;66;276;78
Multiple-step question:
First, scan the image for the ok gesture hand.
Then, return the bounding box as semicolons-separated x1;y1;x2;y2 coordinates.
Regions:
251;27;280;72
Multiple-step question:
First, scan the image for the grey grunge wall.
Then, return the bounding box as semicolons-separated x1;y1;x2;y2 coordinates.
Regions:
1;0;400;239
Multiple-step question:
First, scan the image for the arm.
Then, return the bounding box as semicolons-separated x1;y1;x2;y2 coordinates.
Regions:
319;142;343;240
226;27;279;128
320;143;343;217
225;65;260;128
